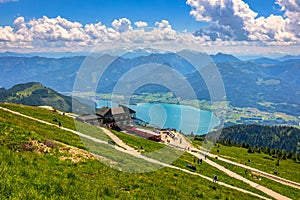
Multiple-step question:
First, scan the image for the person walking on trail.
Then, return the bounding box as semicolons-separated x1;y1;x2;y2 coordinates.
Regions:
213;175;218;183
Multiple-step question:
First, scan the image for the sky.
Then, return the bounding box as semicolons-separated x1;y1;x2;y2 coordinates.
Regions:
0;0;299;57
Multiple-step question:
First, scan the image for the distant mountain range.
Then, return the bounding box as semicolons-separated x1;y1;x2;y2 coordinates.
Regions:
277;55;300;61
0;51;89;58
0;51;299;116
248;57;280;64
1;50;298;61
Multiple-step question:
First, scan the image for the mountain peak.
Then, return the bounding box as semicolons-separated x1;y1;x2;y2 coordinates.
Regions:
211;52;241;63
0;82;85;112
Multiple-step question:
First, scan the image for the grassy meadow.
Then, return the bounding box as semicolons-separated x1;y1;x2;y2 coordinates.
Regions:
207;143;300;183
0;103;265;199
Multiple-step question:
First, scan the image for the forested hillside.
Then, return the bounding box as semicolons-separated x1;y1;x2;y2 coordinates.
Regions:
0;82;91;113
206;124;300;154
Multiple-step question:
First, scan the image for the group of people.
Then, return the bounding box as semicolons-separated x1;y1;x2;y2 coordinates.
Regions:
193;157;203;164
191;156;218;183
53;118;62;127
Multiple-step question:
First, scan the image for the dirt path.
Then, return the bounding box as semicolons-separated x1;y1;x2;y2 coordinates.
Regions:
160;130;191;150
100;127;140;155
189;151;291;200
0;106;277;200
193;148;300;190
159;137;295;199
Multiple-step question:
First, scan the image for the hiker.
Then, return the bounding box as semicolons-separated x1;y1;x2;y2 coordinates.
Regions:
213;175;218;183
58;121;62;127
200;158;202;164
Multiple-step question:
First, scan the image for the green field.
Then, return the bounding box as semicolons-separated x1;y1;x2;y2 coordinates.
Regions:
107;130;274;199
200;142;300;183
1;103;78;130
0;103;110;141
0;104;265;199
211;158;300;200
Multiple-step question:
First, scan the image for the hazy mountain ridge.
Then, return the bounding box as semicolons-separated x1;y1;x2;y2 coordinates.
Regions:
0;52;299;115
187;61;300;115
211;52;242;63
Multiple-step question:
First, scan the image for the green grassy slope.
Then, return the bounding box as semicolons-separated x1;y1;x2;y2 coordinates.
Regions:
207;143;300;183
212;158;300;200
0;104;263;199
0;103;109;141
109;130;271;198
0;82;92;113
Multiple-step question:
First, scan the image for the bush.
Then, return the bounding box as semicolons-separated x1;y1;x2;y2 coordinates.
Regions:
247;147;254;153
44;139;57;148
20;143;34;152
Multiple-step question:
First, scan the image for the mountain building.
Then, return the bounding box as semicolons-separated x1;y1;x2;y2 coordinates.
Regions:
77;105;136;128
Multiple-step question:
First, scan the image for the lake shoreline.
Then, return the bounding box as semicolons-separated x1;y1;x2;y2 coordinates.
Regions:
96;100;220;136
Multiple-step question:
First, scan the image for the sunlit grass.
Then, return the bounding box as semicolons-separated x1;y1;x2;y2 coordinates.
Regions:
205;142;300;183
0;103;263;199
212;157;300;200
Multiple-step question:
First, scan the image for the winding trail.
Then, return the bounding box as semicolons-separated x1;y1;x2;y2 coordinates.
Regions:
188;151;291;200
100;127;140;155
0;106;292;200
192;148;300;190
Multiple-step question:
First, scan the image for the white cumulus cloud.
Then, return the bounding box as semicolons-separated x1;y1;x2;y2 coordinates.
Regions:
155;20;172;30
0;14;299;56
0;16;193;52
186;0;300;45
276;0;300;38
134;21;148;28
112;18;133;33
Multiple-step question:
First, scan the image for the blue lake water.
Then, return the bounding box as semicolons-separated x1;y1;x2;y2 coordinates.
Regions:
97;101;219;135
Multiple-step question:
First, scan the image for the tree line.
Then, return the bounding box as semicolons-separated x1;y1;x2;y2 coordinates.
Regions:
202;124;300;161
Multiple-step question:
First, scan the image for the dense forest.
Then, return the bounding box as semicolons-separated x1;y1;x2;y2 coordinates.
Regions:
205;124;300;155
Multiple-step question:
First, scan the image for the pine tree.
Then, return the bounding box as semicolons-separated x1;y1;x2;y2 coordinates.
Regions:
247;147;253;153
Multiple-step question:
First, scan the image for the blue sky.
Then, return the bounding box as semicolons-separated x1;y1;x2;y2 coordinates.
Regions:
0;0;283;31
0;0;299;56
1;0;205;31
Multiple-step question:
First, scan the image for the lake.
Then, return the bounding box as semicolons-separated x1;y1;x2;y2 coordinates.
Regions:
97;101;219;135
